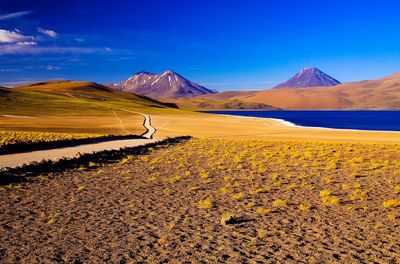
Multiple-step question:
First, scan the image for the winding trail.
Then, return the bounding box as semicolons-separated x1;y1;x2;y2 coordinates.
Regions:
141;114;156;139
110;108;156;139
64;92;156;139
0;109;157;169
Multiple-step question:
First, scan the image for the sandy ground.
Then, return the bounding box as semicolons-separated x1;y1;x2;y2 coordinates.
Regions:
0;138;399;262
0;114;145;135
152;113;400;143
1;112;400;262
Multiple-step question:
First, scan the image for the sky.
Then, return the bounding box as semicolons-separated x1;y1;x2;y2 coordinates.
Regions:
1;0;400;91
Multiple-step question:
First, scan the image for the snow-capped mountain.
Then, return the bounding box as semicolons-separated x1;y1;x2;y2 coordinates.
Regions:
113;70;217;98
274;67;340;88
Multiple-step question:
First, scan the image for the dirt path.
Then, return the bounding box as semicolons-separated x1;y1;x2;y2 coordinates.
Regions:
111;108;156;139
64;92;79;99
141;114;155;139
63;92;156;139
0;109;157;169
0;138;157;169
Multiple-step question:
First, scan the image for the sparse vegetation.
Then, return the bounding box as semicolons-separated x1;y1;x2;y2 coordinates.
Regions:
299;203;310;211
198;198;213;209
383;199;400;208
272;199;287;207
0;130;104;149
1;138;400;262
256;208;272;215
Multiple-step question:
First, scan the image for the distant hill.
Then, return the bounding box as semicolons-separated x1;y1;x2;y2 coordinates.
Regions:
193;71;400;110
274;67;340;88
1;80;177;116
166;97;279;110
113;70;217;98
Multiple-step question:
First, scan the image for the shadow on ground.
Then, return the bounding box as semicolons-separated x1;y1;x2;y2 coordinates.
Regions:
0;136;192;185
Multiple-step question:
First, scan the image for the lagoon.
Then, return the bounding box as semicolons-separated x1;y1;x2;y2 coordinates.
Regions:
206;110;400;131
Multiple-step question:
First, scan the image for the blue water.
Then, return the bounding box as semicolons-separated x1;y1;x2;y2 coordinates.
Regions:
205;110;400;131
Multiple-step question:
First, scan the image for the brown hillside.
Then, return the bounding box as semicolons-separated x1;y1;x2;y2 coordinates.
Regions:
195;71;400;109
14;80;176;109
165;97;278;110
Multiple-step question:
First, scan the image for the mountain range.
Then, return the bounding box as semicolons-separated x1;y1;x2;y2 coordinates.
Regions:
5;67;400;111
192;71;400;109
113;70;217;99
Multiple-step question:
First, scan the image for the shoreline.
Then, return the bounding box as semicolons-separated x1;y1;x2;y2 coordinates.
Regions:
206;112;400;133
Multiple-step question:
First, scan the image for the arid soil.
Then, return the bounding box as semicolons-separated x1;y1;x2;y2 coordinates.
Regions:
0;139;399;263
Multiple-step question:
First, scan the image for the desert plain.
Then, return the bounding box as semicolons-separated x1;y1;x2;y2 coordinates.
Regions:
1;109;400;263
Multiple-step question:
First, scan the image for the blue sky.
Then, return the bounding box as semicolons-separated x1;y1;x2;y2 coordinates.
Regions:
1;0;400;90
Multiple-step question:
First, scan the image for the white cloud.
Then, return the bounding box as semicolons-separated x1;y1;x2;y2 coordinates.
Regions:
16;41;37;46
75;38;84;42
0;10;33;21
0;29;34;43
0;29;115;56
37;27;57;38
